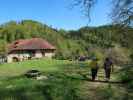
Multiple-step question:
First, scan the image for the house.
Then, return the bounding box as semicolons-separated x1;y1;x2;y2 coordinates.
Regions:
7;38;56;63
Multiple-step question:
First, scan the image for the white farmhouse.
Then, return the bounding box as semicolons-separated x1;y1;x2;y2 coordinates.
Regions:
7;38;56;63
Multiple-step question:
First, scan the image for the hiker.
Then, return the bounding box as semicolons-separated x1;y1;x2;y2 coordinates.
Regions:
90;57;99;81
104;57;114;81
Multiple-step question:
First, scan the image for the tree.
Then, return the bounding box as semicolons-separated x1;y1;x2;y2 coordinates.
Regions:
73;0;133;26
72;0;97;20
112;0;133;26
0;40;7;54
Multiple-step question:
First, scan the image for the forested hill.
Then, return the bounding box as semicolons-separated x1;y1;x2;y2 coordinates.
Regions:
0;20;133;61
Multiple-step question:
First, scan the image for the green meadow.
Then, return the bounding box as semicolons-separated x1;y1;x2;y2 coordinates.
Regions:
0;59;70;77
0;59;132;100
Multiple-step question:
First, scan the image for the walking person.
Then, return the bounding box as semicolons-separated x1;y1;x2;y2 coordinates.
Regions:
104;57;114;81
90;57;99;81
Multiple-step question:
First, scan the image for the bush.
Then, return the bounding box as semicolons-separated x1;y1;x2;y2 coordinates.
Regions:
128;81;133;89
129;51;133;62
119;64;133;89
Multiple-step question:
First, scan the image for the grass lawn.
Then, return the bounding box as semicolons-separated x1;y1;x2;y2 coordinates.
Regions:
0;58;81;77
0;59;132;100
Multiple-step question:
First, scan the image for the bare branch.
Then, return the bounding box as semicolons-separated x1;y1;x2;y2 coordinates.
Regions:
72;0;97;20
72;0;133;26
111;0;133;26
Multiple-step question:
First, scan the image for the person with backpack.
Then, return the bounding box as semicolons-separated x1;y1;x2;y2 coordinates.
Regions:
89;57;99;81
104;57;114;81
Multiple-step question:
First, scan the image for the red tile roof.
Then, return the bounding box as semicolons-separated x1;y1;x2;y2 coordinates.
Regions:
8;38;55;52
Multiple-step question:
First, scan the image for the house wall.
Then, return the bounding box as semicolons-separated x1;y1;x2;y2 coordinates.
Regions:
34;50;43;58
7;50;55;63
7;52;31;63
45;52;55;58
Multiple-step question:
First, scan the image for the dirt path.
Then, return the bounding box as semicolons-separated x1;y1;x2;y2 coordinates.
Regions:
64;67;133;100
79;75;132;100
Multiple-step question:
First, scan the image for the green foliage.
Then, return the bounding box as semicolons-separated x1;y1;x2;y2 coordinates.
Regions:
0;20;133;60
0;76;80;100
129;50;133;62
96;85;114;100
128;81;133;89
120;64;133;83
0;59;88;100
0;39;7;54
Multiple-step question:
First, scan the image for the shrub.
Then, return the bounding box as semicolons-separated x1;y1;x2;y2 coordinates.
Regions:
128;81;133;89
129;51;133;62
120;65;133;83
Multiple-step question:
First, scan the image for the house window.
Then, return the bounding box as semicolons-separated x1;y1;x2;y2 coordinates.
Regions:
29;50;35;57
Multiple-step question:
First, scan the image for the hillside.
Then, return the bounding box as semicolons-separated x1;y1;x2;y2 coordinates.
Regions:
0;20;133;62
0;20;132;99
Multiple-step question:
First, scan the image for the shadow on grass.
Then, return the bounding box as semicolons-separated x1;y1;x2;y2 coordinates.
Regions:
86;79;123;84
66;74;123;84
